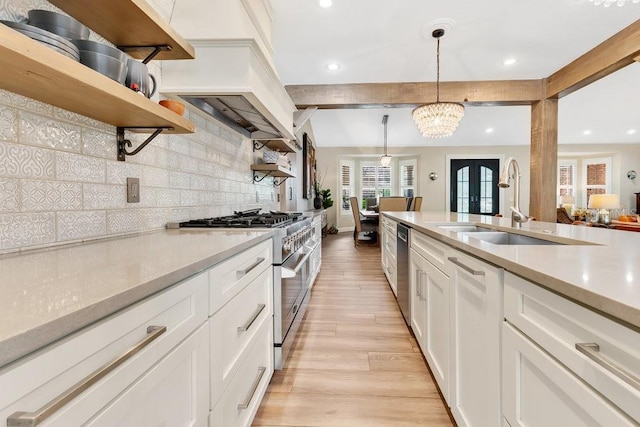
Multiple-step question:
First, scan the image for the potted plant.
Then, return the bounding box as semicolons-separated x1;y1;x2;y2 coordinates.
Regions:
320;188;333;209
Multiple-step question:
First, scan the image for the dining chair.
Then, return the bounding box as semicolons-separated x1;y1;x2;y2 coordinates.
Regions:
378;196;408;213
412;196;423;211
349;197;378;247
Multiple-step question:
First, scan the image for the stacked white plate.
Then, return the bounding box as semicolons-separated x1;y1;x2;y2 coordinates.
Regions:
1;20;79;61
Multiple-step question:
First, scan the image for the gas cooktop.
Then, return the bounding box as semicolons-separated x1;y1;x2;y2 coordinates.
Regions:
175;209;303;229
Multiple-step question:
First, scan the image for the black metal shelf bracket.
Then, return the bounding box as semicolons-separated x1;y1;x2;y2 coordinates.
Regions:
117;126;171;161
117;45;172;64
252;171;290;186
253;140;268;151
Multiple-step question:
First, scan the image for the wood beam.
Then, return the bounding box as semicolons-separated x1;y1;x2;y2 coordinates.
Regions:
285;80;544;109
546;19;640;99
529;97;558;223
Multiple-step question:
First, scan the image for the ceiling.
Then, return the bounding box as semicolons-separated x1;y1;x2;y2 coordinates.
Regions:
269;0;640;148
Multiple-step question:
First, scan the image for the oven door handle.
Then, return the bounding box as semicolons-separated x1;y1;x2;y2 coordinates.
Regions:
281;250;312;278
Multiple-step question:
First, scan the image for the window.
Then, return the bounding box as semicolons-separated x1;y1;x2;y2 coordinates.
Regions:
557;159;577;204
361;162;391;207
399;159;416;198
582;157;611;207
340;159;355;215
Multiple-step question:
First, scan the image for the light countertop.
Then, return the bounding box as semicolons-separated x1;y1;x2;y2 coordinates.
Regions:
384;212;640;331
0;229;273;368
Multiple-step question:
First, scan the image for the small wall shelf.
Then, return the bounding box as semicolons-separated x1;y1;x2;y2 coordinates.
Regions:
49;0;195;60
251;164;295;186
253;139;298;153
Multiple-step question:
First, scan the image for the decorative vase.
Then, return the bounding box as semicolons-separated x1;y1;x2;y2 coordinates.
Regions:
313;197;322;209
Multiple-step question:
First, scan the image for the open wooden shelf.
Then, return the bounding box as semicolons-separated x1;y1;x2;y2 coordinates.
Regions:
253;139;298;153
0;25;194;134
251;164;296;179
49;0;195;61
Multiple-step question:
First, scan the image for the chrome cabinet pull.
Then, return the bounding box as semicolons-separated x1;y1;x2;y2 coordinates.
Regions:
416;269;423;298
237;304;266;333
420;271;427;301
575;343;640;392
448;257;485;276
238;366;267;410
7;325;166;427
237;257;265;277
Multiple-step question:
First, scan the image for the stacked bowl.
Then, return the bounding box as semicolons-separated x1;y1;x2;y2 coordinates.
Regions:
69;39;128;84
1;17;81;61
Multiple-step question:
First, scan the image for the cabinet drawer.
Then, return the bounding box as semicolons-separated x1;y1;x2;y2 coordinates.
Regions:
209;239;272;315
210;318;273;427
504;272;640;423
410;231;450;274
0;273;208;426
503;322;635;427
210;267;273;407
382;216;397;234
89;323;209;427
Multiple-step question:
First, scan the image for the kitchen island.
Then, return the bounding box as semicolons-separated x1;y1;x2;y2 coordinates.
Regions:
383;211;640;426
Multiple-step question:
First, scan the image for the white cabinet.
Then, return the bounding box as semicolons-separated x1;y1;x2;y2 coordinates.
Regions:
448;248;503;427
502;322;635;427
208;239;274;427
503;272;640;425
410;247;450;402
0;272;209;426
381;216;398;295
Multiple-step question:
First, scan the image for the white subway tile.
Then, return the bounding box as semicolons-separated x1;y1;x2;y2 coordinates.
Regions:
142;166;170;188
56;152;106;183
82;128;117;159
140;208;171;229
0;105;17;141
21;180;82;211
57;211;106;241
106;161;142;185
107;209;141;234
0;178;19;212
20;111;82;152
0;141;55;179
0;89;53;116
0;212;55;250
169;171;190;189
83;184;126;210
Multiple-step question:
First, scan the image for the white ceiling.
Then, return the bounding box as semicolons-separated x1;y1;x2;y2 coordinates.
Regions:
269;0;640;148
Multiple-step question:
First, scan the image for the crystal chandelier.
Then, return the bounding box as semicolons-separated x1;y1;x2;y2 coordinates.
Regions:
380;114;391;166
589;0;639;6
412;28;464;138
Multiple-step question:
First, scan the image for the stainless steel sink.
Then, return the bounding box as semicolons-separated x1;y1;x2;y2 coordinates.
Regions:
462;231;563;245
437;224;489;233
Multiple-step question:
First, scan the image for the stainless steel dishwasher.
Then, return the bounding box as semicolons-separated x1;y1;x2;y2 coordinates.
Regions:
396;223;410;325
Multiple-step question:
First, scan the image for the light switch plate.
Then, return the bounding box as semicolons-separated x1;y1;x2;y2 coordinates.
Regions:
127;177;140;203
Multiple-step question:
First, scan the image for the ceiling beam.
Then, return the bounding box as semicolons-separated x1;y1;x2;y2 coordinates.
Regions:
285;80;545;109
546;19;640;99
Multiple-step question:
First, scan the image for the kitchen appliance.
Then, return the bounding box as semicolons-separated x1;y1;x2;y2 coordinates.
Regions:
170;209;319;369
397;223;410;325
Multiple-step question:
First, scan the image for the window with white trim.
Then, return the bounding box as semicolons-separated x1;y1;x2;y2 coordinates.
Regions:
340;159;355;215
399;159;416;198
558;159;577;202
361;162;391;208
582;157;611;207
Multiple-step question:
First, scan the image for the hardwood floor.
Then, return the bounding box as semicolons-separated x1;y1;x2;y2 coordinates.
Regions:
253;232;454;427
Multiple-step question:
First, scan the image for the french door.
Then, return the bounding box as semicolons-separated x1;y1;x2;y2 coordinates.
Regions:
450;159;499;215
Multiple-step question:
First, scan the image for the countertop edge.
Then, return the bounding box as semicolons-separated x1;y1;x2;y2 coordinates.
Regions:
384;212;640;332
0;231;273;369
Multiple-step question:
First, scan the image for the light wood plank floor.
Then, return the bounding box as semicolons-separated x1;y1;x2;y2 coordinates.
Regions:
254;232;454;427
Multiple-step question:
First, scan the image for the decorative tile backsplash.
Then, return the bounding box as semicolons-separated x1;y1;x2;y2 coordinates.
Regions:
0;0;279;253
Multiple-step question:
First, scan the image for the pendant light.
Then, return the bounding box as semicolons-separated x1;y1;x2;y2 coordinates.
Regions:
380;114;391;167
412;28;464;138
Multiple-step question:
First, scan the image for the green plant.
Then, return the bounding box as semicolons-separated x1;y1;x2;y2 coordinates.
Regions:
320;188;333;208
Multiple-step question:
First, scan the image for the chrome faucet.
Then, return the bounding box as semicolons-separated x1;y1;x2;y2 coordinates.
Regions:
498;157;529;228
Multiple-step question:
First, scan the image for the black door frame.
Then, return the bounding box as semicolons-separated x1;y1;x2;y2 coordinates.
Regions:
450;158;500;215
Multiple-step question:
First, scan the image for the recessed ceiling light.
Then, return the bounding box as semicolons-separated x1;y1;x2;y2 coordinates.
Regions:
319;0;332;7
503;58;517;66
627;129;637;135
583;130;592;135
326;62;340;71
486;127;494;134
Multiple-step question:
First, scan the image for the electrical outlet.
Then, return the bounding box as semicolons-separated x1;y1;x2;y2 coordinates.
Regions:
127;177;140;203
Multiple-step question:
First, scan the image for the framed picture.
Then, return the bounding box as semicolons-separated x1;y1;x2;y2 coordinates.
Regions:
302;133;316;199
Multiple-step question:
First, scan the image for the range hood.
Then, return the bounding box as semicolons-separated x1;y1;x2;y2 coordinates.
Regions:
161;39;297;142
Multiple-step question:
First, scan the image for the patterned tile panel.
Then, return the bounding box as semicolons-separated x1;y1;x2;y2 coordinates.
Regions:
0;105;17;141
56;152;105;183
82;128;117;159
140;208;171;229
57;211;106;242
0;212;55;250
0;141;55;179
107;209;141;234
20;112;82;152
83;184;126;210
21;180;82;212
0;178;19;212
106;161;142;185
169;171;190;189
0;89;53;116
